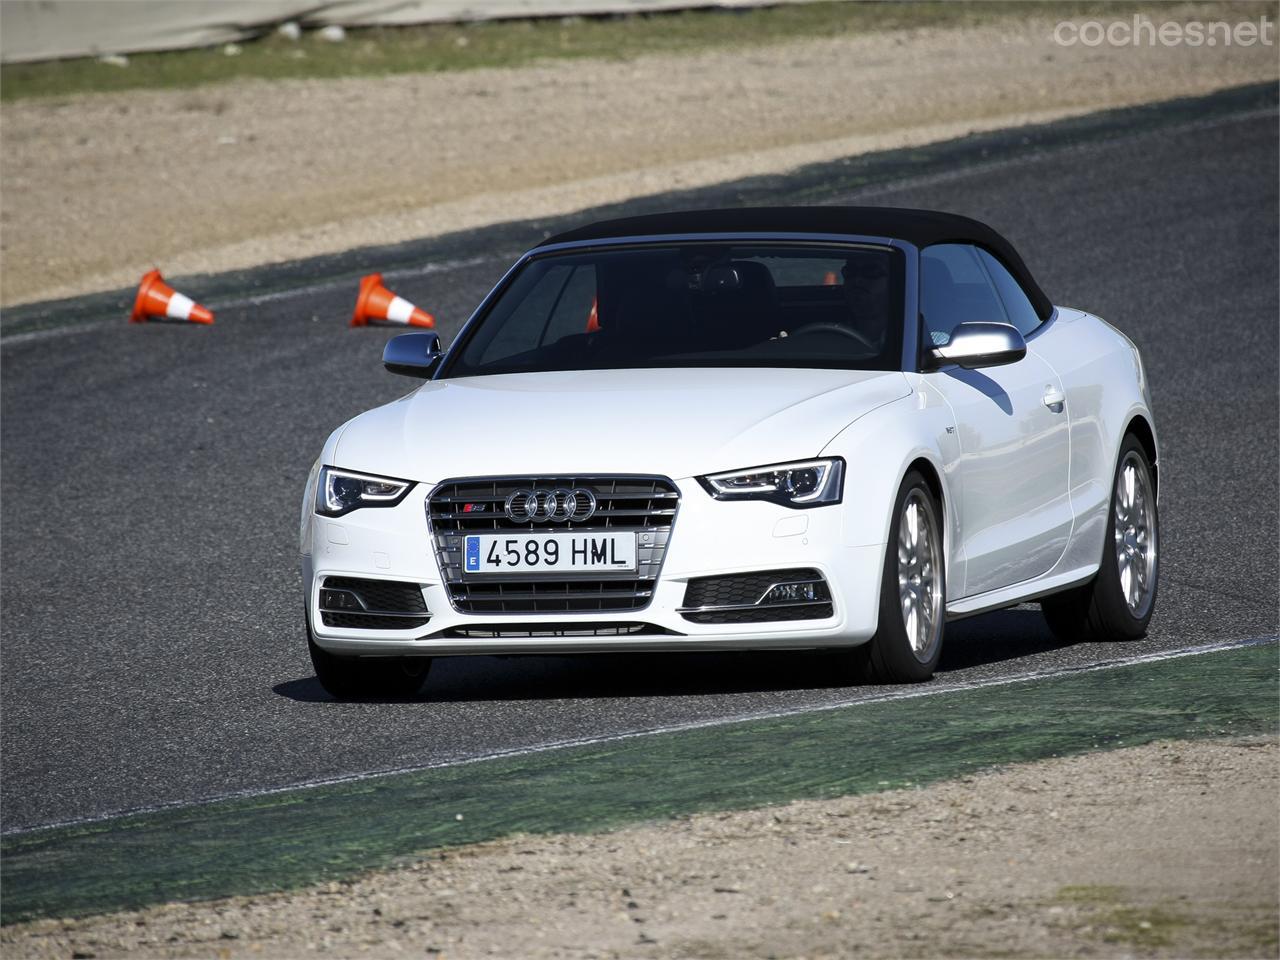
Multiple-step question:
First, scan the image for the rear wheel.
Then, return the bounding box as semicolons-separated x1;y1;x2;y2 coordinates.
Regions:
1042;434;1158;642
307;619;432;700
853;471;946;683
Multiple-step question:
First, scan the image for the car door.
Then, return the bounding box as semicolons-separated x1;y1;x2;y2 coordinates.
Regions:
920;243;1072;599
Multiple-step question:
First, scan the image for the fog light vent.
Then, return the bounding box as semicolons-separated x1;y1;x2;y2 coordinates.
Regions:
319;576;429;630
678;568;833;624
762;581;820;604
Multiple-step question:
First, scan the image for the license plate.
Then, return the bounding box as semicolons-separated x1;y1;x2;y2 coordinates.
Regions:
463;532;636;575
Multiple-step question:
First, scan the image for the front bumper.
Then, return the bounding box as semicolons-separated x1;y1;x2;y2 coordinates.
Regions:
303;477;885;656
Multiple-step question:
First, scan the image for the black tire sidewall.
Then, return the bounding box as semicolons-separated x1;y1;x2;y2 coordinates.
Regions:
305;609;431;700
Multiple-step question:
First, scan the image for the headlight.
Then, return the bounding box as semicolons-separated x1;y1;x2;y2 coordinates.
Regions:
316;466;413;517
698;458;843;508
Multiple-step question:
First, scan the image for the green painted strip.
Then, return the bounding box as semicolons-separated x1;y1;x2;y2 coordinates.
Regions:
3;643;1276;925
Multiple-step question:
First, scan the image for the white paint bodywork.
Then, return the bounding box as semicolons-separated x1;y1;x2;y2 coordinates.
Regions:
302;273;1157;658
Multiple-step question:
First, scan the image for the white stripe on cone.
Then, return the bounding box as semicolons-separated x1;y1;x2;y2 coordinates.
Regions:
166;292;196;321
385;295;416;325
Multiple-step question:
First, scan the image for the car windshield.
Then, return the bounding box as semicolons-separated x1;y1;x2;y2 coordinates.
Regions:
443;242;905;377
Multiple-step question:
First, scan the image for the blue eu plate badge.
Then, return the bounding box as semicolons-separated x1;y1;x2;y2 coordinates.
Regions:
464;536;480;573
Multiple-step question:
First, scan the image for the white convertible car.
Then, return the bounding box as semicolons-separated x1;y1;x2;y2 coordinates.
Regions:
301;207;1159;698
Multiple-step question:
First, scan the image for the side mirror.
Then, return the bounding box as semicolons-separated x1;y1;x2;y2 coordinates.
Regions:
383;332;444;379
929;322;1026;370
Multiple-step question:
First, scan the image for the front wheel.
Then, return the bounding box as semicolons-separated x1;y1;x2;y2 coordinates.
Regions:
1041;434;1158;642
307;623;432;701
852;471;946;683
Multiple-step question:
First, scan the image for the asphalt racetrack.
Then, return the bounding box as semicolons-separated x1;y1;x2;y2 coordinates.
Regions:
2;89;1276;833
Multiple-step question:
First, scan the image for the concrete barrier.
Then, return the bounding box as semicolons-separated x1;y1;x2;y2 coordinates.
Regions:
0;0;815;64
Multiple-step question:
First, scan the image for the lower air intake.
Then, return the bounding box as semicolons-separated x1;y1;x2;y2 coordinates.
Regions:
434;622;679;639
319;576;430;630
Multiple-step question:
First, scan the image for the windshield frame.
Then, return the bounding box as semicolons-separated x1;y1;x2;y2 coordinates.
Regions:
436;232;921;379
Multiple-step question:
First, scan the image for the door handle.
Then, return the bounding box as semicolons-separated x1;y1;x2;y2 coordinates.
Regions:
1042;387;1066;412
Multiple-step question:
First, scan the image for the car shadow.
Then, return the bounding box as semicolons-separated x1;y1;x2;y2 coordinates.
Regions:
944;367;1013;415
273;649;837;704
937;607;1074;671
274;608;1073;704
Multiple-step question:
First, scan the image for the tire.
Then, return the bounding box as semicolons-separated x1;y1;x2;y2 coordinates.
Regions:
1041;434;1158;643
853;470;946;683
306;617;432;701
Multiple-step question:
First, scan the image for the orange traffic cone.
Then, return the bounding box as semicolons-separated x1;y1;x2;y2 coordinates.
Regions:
351;273;435;328
130;269;214;325
585;296;600;333
822;270;839;286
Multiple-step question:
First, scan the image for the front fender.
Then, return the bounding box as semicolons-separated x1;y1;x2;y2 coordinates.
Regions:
821;388;958;564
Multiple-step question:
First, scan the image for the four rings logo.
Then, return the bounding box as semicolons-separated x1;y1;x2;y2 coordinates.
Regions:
505;487;597;524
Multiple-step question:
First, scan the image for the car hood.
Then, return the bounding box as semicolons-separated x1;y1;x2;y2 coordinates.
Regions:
334;367;910;482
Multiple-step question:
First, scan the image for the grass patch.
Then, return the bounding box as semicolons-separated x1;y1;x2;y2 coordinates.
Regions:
1055;883;1126;904
1052;888;1280;956
1;1;1257;102
1097;905;1191;949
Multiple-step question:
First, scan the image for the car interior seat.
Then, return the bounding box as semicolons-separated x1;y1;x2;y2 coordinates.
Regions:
687;260;780;351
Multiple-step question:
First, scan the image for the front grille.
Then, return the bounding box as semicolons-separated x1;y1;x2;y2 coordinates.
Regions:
432;622;680;639
319;576;430;630
680;568;833;624
427;476;679;615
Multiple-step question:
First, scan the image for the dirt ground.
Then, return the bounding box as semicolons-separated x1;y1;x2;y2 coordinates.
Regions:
1;6;1277;307
4;735;1277;959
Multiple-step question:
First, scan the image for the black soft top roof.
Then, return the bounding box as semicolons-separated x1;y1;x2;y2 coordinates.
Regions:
540;206;1052;319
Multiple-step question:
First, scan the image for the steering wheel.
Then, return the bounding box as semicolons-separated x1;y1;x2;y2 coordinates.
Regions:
786;322;878;352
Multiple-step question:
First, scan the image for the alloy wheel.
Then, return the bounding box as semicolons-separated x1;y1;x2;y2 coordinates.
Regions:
897;490;943;662
1113;450;1158;618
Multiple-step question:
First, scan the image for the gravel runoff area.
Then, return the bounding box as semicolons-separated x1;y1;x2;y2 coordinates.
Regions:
4;736;1276;958
2;5;1277;307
